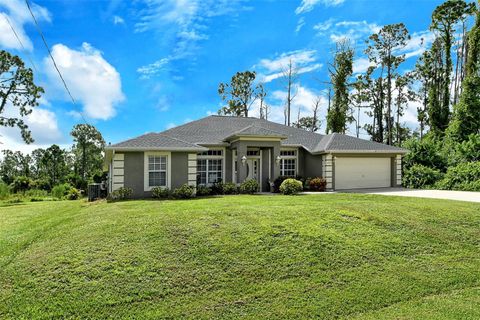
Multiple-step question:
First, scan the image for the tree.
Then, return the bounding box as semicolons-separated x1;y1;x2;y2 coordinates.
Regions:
281;59;299;126
426;39;448;136
354;70;385;142
257;83;267;119
365;23;410;145
294;116;320;132
218;71;259;117
447;2;480;142
0;50;44;144
327;40;354;133
430;0;475;136
0;150;22;184
42;145;69;186
413;50;433;138
30;148;47;179
71;124;106;181
394;74;415;145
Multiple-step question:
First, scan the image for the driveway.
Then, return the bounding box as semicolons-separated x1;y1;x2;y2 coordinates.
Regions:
339;187;480;203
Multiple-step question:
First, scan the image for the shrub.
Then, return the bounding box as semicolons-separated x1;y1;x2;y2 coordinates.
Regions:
31;178;51;191
402;137;447;172
173;184;196;199
402;164;443;189
151;187;172;199
449;134;480;166
52;183;72;199
66;188;81;200
210;182;224;195
10;176;33;193
222;182;238;195
309;177;327;192
195;185;212;197
435;162;480;191
240;179;259;194
108;187;133;202
25;189;48;198
279;178;303;195
272;176;289;193
0;181;10;200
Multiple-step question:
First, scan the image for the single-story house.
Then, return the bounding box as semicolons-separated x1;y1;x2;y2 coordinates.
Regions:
104;115;407;197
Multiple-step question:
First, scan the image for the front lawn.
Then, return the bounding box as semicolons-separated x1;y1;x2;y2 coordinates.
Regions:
1;194;479;319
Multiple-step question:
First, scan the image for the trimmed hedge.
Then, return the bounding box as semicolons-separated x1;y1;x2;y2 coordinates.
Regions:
240;179;259;194
279;179;303;195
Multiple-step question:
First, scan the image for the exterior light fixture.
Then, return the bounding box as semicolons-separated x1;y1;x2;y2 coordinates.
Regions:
241;155;247;165
275;155;281;165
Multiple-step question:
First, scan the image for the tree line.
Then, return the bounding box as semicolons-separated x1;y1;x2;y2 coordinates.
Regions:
217;0;479;149
0;124;105;191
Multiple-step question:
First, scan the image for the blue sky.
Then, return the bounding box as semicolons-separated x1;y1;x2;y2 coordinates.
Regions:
0;0;448;153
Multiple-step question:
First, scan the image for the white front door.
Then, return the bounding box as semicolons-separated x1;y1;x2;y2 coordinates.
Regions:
246;158;259;182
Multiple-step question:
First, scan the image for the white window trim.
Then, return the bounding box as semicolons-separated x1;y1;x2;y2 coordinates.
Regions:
280;148;298;177
197;148;225;185
144;151;171;191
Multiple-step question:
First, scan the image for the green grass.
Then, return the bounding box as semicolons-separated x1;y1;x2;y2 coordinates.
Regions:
1;194;479;319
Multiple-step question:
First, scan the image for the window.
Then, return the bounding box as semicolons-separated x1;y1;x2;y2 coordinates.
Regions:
148;155;167;187
280;149;297;177
280;158;296;177
198;150;223;156
247;150;259;156
280;150;296;156
197;159;223;185
197;149;224;185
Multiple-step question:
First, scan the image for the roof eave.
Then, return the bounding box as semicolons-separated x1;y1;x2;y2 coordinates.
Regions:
312;149;408;155
105;146;208;152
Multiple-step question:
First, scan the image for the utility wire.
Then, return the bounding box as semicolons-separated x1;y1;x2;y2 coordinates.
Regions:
24;0;89;125
3;14;39;74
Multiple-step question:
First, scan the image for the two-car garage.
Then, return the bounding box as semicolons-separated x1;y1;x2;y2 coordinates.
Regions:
334;157;393;190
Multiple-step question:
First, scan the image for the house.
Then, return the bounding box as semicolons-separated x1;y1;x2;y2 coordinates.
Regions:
104;115;407;197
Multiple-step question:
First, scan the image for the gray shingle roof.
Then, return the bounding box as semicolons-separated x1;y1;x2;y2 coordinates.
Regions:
110;133;207;151
224;125;287;140
315;133;406;153
108;116;407;154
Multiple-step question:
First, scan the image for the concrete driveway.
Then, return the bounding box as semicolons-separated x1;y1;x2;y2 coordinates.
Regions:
339;187;480;203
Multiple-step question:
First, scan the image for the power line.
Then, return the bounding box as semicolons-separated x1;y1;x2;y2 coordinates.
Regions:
24;0;89;125
3;14;39;74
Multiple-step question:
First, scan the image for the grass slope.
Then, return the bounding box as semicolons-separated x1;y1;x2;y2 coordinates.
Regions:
1;194;479;319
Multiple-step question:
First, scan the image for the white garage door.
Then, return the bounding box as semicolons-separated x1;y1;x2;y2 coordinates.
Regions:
335;157;391;190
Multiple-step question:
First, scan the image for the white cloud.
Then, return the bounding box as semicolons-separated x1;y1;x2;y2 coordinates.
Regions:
400;30;435;59
0;106;64;154
248;85;329;130
353;57;373;73
0;0;51;51
135;0;247;75
314;19;381;44
137;57;171;78
165;122;176;129
44;42;125;120
295;0;345;14
113;15;125;25
255;49;322;83
295;17;305;33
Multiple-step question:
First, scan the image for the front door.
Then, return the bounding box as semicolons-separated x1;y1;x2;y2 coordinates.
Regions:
246;158;259;183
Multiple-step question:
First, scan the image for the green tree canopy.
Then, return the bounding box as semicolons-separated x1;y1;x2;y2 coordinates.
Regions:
218;71;261;117
70;124;105;180
0;50;44;144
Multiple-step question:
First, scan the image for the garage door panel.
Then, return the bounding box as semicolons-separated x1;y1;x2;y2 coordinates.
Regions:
335;157;391;190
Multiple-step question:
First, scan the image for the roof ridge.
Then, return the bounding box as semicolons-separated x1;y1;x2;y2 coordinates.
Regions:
321;133;336;151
